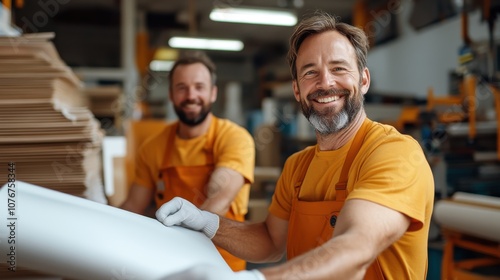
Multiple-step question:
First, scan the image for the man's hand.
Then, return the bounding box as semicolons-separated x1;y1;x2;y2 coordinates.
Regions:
160;264;265;280
156;197;219;239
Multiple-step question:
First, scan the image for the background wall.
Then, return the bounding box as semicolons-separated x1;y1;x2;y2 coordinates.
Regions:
368;0;500;98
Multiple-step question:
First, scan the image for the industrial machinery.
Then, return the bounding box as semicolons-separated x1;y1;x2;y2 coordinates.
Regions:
434;192;500;279
430;1;500;279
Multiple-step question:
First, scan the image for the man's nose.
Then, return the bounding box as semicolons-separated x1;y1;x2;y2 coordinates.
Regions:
185;87;197;99
317;70;335;90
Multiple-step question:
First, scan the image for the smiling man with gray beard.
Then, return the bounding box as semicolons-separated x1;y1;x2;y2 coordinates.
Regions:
156;11;434;280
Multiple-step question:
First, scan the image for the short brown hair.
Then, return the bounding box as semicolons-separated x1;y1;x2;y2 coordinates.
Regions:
169;51;217;89
287;11;369;80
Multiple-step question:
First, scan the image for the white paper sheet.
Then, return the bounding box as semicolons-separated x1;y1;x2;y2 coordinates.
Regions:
434;192;500;242
0;181;230;279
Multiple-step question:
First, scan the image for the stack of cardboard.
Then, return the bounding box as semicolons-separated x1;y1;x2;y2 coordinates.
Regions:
83;85;122;118
0;33;105;202
83;85;123;135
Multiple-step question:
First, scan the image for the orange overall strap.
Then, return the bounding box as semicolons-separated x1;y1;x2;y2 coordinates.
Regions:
333;119;385;280
335;119;370;201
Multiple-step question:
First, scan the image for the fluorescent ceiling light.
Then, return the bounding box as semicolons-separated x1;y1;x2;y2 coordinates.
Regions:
210;7;297;26
149;60;175;72
168;37;244;51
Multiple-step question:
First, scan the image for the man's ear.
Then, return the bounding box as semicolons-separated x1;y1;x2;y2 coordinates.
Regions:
211;85;218;103
360;68;371;95
292;80;300;102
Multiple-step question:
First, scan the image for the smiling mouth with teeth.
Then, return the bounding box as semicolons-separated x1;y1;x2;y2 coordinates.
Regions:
316;95;341;103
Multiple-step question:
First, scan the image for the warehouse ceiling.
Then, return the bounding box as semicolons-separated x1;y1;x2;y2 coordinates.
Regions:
58;0;357;46
12;0;358;69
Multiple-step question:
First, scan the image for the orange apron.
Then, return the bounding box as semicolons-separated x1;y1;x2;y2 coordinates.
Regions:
156;119;246;271
287;119;385;279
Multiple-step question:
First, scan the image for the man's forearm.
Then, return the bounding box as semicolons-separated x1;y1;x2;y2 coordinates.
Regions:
200;196;231;216
260;233;374;280
213;218;285;263
202;167;245;216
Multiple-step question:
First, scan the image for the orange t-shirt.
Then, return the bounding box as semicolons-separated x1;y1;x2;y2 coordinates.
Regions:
135;117;255;216
269;119;434;280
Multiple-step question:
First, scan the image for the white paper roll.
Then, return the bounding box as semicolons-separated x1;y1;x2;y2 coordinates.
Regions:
434;193;500;242
452;191;500;207
0;181;230;279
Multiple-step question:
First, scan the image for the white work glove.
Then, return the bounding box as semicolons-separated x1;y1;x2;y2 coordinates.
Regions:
156;197;219;239
159;264;266;280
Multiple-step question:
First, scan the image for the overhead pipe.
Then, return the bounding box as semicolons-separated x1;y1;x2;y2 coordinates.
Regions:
188;0;198;35
121;0;138;119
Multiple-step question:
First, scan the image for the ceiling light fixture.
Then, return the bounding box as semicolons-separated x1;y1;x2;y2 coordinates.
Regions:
149;60;175;72
168;36;244;51
209;7;297;26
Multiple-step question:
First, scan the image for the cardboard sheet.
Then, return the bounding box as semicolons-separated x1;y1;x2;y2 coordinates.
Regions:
0;181;231;279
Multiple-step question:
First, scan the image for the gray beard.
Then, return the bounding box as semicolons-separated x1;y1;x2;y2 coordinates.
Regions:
300;89;363;135
308;108;349;135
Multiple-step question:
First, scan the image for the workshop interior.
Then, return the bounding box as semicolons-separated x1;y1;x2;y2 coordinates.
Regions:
0;0;500;279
